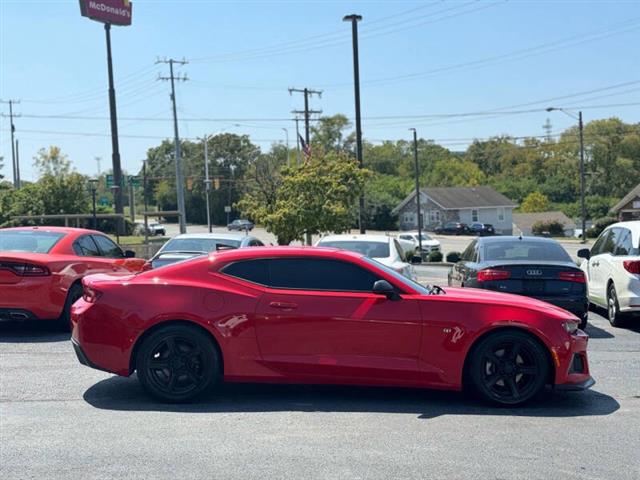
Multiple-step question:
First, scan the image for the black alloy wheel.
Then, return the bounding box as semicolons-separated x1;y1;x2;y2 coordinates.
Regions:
136;325;220;403
469;331;549;406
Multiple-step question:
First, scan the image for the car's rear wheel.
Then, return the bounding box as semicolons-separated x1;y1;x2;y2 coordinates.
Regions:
136;325;220;403
468;331;549;406
607;284;626;328
58;283;83;332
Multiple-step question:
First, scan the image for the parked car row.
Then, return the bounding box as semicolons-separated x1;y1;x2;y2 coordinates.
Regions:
2;224;613;407
447;221;640;330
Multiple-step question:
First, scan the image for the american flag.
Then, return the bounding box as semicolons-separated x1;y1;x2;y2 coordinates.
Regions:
299;134;311;160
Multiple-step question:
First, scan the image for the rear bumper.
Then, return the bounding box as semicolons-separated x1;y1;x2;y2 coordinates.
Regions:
533;296;589;319
0;308;41;321
0;277;65;320
71;337;113;374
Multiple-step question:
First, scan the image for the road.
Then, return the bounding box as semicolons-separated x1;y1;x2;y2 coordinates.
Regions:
1;308;638;479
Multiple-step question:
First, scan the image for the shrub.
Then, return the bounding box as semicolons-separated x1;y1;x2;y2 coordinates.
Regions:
531;220;565;237
428;250;443;262
587;216;618;238
446;251;461;263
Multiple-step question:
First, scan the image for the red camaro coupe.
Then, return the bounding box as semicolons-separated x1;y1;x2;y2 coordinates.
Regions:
0;226;145;330
71;247;593;406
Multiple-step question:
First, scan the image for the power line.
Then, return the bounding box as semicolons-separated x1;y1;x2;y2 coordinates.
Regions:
289;87;323;145
0;99;21;187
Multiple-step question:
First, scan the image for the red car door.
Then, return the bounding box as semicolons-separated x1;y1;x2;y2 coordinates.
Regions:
253;257;423;382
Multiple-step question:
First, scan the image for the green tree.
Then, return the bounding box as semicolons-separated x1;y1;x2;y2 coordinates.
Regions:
310;114;354;153
521;191;550;212
238;150;370;244
34;146;73;177
423;158;486;187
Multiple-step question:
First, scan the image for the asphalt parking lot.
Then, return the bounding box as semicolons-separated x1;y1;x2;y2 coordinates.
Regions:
1;304;638;479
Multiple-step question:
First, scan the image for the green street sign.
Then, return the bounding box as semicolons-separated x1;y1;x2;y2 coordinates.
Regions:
106;174;114;188
128;176;141;187
99;197;110;206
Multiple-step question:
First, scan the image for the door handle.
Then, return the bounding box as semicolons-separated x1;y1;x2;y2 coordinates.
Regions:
269;301;298;310
592;261;599;267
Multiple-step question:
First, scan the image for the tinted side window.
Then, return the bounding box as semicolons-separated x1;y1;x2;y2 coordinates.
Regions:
461;240;477;261
74;235;100;256
92;235;124;258
591;229;611;256
614;228;633;256
221;259;270;285
601;228;619;255
269;258;380;292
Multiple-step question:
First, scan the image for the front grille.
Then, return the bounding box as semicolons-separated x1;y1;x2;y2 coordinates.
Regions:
569;354;585;374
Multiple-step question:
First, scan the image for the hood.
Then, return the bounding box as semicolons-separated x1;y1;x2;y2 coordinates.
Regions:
442;286;576;319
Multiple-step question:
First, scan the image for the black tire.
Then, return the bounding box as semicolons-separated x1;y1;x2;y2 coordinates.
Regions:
579;313;588;331
136;325;220;403
607;283;626;328
467;330;550;406
58;283;83;332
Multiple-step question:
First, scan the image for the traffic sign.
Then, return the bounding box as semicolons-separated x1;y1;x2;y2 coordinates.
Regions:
224;206;231;213
99;197;110;206
128;176;141;187
106;174;114;188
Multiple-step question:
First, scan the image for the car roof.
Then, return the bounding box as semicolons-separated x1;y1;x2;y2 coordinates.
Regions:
607;220;640;233
318;234;391;243
208;246;360;262
168;233;251;241
476;235;560;244
0;226;101;235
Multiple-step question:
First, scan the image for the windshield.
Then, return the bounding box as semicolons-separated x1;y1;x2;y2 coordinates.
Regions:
0;230;65;253
362;256;430;295
483;240;571;262
318;240;390;258
161;237;241;253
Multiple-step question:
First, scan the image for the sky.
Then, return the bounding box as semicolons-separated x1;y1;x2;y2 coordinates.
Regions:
1;0;639;182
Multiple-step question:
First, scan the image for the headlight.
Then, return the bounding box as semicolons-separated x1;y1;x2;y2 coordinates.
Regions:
562;321;579;334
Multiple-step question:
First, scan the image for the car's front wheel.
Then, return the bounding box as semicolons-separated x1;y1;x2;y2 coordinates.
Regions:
467;330;550;406
136;325;221;403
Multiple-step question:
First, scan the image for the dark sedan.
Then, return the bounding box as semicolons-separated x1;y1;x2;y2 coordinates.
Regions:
227;219;254;231
448;236;588;329
434;222;469;235
469;223;496;236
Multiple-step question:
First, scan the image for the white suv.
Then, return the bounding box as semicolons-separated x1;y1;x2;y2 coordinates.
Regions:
579;221;640;327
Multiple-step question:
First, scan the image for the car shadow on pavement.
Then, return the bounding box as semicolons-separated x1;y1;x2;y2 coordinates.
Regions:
0;321;68;343
584;323;615;339
84;376;619;419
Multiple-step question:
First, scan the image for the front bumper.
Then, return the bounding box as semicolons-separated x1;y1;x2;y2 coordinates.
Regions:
553;329;593;389
555;376;596;391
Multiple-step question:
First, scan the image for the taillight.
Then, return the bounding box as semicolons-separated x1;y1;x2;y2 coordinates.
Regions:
623;260;640;274
477;269;511;282
82;286;102;303
0;262;50;276
558;271;586;283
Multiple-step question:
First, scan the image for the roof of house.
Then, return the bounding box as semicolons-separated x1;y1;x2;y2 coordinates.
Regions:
512;211;576;232
611;183;640;213
392;186;517;214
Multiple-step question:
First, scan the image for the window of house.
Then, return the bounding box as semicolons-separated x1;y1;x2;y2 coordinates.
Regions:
471;209;479;222
429;210;440;223
497;208;505;222
403;212;415;224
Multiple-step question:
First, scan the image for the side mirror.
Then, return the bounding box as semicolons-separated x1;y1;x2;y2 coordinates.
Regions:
124;250;136;258
577;248;590;260
410;255;422;264
372;280;401;301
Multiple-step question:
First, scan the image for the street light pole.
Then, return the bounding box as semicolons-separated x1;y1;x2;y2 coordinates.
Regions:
343;13;365;234
203;135;212;233
89;179;99;230
546;107;586;243
409;128;423;257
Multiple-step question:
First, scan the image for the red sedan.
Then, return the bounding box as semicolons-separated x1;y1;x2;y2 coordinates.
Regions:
0;226;145;330
71;247;593;406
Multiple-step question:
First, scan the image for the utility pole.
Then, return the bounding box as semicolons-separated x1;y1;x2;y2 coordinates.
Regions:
104;24;124;237
129;177;135;222
89;179;99;229
158;58;189;234
289;87;322;145
343;14;365;234
409;128;423;258
203;135;212;233
546;107;587;243
143;159;149;242
282;128;290;167
1;99;20;188
95;156;102;175
578;111;586;244
15;139;21;189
